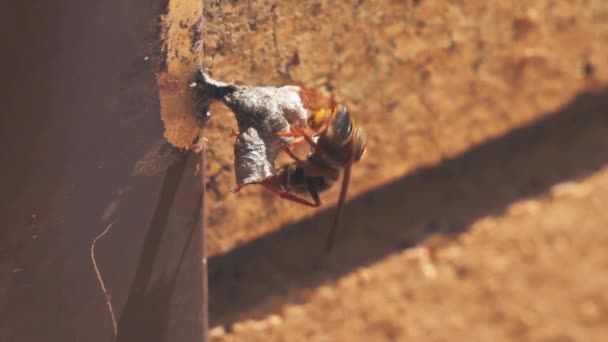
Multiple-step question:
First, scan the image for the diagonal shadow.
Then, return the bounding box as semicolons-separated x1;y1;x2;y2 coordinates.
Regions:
208;89;608;327
116;153;201;342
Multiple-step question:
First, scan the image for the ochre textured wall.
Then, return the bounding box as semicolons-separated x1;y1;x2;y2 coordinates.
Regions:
160;0;608;255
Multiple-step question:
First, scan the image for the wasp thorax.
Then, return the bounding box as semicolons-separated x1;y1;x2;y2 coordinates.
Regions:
331;106;354;145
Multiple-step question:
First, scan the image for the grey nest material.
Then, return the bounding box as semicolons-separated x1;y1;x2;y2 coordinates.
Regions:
192;70;308;186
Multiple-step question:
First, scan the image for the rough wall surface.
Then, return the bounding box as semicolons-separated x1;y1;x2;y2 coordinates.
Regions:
187;0;608;254
1;1;607;342
211;165;608;341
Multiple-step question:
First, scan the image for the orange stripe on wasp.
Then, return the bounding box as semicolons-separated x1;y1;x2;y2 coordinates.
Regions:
233;89;368;252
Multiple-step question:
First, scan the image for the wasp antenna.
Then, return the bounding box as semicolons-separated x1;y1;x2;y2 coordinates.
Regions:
325;163;352;253
329;94;337;112
298;88;318;110
299;88;336;112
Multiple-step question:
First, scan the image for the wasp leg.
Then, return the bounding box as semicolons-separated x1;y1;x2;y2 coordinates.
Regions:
231;181;259;193
281;145;305;164
231;185;244;193
289;136;307;146
232;179;320;207
262;183;321;207
312;122;329;136
277;127;317;148
305;182;322;207
275;130;301;138
274;190;321;207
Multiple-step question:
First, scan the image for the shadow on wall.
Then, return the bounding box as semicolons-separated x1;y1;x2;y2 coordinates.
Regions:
208;88;608;327
116;154;201;342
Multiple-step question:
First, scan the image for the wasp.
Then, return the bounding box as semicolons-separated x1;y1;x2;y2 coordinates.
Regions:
234;97;367;251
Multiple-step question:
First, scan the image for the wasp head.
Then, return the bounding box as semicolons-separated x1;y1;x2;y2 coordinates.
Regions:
307;107;333;131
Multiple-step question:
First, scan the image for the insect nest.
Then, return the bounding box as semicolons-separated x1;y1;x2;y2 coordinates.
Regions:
191;70;309;186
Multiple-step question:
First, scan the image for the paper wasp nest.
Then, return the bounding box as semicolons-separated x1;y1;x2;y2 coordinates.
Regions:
192;71;308;186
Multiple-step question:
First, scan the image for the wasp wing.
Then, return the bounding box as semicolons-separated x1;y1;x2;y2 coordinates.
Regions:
298;88;336;112
325;162;352;252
